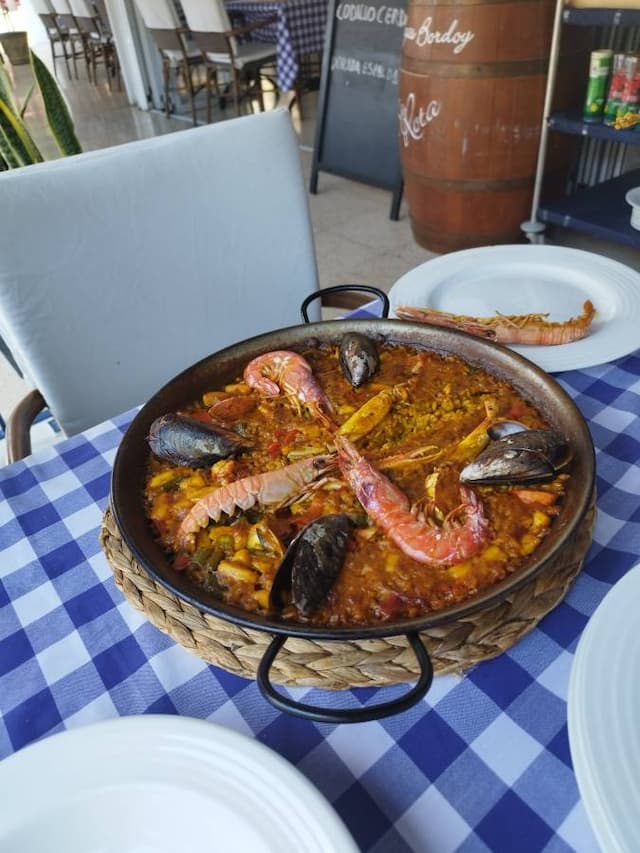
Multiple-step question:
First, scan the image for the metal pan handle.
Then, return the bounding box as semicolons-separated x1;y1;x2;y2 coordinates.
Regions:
300;285;390;324
256;631;433;724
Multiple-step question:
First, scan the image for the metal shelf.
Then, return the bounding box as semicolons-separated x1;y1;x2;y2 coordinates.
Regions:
563;6;640;26
526;2;640;246
538;168;640;248
549;112;640;144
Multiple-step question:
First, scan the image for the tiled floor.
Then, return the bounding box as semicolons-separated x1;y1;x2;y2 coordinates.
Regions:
2;44;640;462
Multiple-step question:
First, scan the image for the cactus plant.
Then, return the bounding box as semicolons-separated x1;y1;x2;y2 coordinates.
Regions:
0;48;81;169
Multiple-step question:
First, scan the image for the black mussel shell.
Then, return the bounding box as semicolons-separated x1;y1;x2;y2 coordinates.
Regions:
148;413;249;468
460;429;571;485
339;332;380;388
270;514;353;616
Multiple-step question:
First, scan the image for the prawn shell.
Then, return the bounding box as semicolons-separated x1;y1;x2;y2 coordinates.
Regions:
148;413;249;468
339;332;380;388
460;429;571;485
271;514;352;616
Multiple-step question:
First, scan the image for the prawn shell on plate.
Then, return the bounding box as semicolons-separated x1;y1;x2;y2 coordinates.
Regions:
147;413;249;468
339;332;380;388
270;514;353;616
460;429;571;485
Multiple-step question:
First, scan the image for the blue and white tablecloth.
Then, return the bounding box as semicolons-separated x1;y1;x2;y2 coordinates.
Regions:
226;0;326;92
1;347;639;852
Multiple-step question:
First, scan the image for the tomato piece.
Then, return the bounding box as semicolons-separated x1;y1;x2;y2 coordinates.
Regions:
173;553;191;571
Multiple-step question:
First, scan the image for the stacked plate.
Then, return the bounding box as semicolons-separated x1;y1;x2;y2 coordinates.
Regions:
567;565;640;853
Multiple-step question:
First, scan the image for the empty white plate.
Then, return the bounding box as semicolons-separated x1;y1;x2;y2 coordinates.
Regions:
0;715;358;853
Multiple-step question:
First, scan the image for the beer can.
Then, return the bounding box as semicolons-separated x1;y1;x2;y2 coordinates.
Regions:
583;49;613;122
603;53;627;126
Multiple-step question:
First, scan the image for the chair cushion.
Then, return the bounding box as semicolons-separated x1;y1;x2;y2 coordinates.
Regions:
162;47;202;66
206;41;277;69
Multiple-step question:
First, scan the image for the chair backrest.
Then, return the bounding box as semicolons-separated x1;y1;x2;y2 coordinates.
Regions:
0;110;320;437
180;0;231;35
134;0;179;31
68;0;92;15
49;0;75;29
68;0;97;33
49;0;72;12
27;0;59;33
91;0;111;36
180;0;234;60
69;0;95;21
28;0;55;13
134;0;185;56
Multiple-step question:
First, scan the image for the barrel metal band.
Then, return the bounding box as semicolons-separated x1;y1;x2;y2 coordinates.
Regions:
401;57;549;78
408;0;548;6
404;169;535;191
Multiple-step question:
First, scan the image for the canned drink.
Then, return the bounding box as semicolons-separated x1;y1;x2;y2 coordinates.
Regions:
583;49;613;122
613;54;640;129
603;53;627;126
620;54;640;107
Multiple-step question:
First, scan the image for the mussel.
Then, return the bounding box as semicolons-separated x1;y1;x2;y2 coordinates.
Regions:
460;429;572;485
339;332;379;388
148;413;250;468
270;514;353;616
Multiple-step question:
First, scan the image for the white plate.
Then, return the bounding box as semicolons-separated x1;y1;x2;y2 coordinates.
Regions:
388;245;640;372
0;715;358;853
568;566;640;853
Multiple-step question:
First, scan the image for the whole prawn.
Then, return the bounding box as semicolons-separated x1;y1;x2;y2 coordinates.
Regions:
178;454;334;547
243;350;335;427
395;300;595;346
334;435;488;566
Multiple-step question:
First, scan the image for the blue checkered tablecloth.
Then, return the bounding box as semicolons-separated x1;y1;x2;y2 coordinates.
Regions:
225;0;326;92
1;347;640;852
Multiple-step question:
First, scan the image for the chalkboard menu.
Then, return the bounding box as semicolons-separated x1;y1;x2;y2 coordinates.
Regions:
309;0;407;220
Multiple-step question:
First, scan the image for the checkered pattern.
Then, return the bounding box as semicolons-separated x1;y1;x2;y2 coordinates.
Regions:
2;349;639;853
226;0;327;91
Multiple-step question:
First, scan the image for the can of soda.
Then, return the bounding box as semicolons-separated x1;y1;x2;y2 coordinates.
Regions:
619;53;640;114
603;53;627;126
583;49;613;122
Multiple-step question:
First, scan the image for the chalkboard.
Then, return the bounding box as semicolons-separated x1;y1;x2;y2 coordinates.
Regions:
309;0;407;220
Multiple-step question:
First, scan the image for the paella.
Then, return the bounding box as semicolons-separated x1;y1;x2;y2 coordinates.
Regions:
144;334;573;627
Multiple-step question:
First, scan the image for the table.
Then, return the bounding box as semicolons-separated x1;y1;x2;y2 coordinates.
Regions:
225;0;326;93
1;346;639;852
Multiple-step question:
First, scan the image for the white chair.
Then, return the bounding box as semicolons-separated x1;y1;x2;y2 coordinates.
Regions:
180;0;278;120
134;0;204;125
68;0;119;89
0;110;321;459
48;0;85;79
27;0;81;79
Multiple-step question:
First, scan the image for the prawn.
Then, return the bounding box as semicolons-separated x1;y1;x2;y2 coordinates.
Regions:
334;435;488;566
395;300;596;346
178;454;334;547
243;350;335;427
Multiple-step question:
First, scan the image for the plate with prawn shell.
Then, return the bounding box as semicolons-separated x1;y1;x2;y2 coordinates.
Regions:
389;244;640;372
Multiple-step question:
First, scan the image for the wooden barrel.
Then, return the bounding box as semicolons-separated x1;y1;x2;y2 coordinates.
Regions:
399;0;582;253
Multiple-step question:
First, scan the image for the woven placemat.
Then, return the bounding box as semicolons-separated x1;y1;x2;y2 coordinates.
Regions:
100;496;595;689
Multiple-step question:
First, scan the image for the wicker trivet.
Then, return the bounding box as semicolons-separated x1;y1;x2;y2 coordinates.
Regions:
100;496;595;689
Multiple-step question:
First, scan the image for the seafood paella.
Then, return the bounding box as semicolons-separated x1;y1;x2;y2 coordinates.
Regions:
144;334;573;627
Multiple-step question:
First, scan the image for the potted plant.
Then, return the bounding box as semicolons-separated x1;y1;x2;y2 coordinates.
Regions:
0;47;81;168
0;0;29;66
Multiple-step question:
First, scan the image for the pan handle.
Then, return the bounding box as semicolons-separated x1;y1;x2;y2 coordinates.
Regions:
300;285;390;323
256;631;434;724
